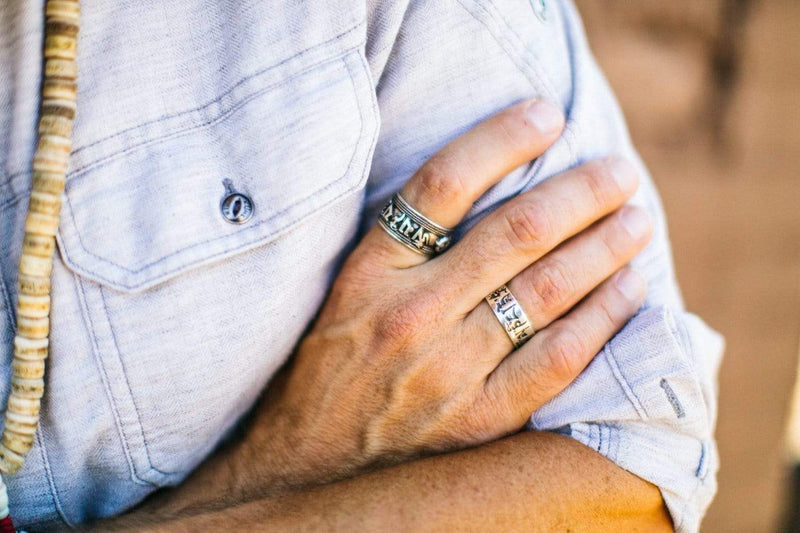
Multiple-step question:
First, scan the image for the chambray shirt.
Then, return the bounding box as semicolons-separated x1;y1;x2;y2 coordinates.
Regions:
0;1;723;531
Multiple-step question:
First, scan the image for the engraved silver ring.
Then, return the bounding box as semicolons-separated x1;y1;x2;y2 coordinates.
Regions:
377;193;454;256
485;284;536;349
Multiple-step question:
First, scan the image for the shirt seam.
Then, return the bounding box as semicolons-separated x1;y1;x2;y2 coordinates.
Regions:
456;0;560;102
454;0;578;169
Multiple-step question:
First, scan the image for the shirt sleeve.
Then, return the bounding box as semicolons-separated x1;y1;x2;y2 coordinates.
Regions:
526;4;724;531
363;2;723;531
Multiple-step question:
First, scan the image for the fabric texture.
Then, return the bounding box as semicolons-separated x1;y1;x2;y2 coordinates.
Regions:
0;1;722;531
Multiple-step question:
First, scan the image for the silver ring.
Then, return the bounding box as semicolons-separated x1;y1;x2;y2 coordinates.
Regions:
485;285;535;349
377;193;454;256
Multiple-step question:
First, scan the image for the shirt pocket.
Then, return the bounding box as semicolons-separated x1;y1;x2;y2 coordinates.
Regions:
51;13;378;486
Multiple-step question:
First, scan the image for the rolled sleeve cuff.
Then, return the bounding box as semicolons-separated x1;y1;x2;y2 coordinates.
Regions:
531;305;724;533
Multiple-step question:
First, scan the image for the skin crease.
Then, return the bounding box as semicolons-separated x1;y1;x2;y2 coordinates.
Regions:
90;100;672;531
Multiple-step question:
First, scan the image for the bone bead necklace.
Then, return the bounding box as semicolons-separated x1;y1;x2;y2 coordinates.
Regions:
0;0;80;529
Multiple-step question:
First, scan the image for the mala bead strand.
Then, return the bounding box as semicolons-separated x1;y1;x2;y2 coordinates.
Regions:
0;0;79;500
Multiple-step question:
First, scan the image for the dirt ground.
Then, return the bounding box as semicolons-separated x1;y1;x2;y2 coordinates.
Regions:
574;1;800;531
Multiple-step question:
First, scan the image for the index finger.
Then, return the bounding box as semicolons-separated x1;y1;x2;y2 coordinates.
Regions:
360;98;565;269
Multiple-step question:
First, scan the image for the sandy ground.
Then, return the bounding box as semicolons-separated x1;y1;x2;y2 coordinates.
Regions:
574;1;800;531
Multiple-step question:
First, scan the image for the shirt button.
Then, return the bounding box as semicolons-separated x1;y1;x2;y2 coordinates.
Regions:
220;179;254;224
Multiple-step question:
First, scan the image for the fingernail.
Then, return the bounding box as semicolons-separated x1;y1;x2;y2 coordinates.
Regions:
525;100;564;135
606;157;638;194
615;268;646;302
620;206;652;240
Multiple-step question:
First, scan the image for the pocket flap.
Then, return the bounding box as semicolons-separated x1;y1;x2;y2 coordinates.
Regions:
57;48;378;293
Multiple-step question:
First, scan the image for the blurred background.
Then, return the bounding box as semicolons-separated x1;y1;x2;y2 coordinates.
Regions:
572;1;800;531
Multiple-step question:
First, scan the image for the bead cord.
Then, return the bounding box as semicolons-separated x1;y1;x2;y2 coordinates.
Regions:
0;0;80;527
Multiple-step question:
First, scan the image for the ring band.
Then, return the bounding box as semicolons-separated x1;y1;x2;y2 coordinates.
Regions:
377;193;454;256
485;285;535;349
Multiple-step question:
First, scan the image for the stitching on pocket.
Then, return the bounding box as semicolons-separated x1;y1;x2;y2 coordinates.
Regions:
1;20;363;209
99;285;175;476
36;430;73;529
605;341;650;420
75;276;157;486
61;53;371;289
67;21;366;171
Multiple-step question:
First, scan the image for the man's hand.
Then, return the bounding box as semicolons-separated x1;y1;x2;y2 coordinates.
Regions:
154;98;654;513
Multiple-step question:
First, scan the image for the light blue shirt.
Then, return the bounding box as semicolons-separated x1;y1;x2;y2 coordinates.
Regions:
0;1;723;531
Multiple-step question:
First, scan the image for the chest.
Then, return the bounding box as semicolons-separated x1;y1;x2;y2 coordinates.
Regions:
0;1;379;526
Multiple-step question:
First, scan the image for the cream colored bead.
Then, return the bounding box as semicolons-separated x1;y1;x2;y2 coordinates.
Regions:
41;98;77;117
46;19;79;38
19;253;54;277
11;364;45;388
28;190;62;217
45;58;78;80
23;234;56;258
2;430;35;457
32;152;69;174
24;212;61;236
18;273;52;297
44;35;77;60
11;377;45;399
3;412;38;437
32;171;67;196
13;336;49;361
11;359;46;380
34;146;71;168
16;294;51;320
38;134;72;156
7;396;41;418
6;0;80;478
38;113;74;140
0;444;25;475
16;316;50;339
46;1;81;24
42;79;77;101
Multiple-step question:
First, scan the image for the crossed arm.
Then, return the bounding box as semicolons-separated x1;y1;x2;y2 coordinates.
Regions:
103;432;671;532
98;101;673;532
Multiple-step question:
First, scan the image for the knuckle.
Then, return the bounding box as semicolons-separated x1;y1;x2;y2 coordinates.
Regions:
503;202;551;252
542;328;588;380
376;288;443;344
581;159;620;208
529;259;573;311
415;154;466;207
601;219;633;259
377;299;424;343
596;291;625;329
495;111;532;152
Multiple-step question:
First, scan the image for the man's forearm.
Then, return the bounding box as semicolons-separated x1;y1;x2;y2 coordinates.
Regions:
104;431;672;532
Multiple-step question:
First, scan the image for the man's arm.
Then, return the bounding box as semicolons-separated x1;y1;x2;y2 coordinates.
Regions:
102;432;671;532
